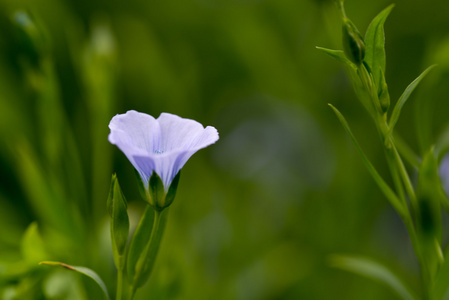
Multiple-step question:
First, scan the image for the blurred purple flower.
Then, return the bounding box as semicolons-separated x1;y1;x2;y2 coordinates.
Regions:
109;110;219;190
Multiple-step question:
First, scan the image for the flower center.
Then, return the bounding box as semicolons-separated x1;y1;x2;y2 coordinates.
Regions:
154;149;164;154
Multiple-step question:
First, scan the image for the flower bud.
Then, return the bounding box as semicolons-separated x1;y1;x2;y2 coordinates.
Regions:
107;174;130;269
342;18;365;65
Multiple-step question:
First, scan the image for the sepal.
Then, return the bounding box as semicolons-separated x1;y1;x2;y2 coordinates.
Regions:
147;171;181;211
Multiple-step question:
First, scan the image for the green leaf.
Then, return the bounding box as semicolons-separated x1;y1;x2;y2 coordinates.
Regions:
330;255;416;300
43;270;87;300
315;47;357;70
21;222;47;265
133;209;168;289
364;4;394;91
328;104;403;214
127;205;155;284
432;247;449;299
388;65;436;136
39;261;110;300
107;174;129;269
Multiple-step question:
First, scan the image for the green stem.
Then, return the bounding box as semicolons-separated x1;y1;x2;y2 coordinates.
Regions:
366;71;430;297
385;138;430;298
128;286;136;300
391;145;417;208
393;133;421;169
336;1;347;19
131;209;166;297
116;266;124;300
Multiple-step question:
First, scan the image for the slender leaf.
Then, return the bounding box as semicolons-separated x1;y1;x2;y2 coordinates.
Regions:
133;209;169;289
330;255;416;300
364;4;394;91
21;222;47;264
127;205;155;284
39;261;110;300
329;104;403;214
432;246;449;299
388;65;436;136
316;47;357;70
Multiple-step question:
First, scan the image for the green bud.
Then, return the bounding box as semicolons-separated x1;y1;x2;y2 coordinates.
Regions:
378;68;390;113
107;174;130;270
342;18;365;65
147;171;181;211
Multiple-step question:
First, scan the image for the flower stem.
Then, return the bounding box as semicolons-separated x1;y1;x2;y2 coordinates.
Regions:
116;266;124;300
360;64;431;296
131;208;166;298
128;286;136;300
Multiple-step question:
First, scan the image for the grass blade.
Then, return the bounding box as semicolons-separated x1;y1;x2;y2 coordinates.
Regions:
40;261;110;300
388;65;436;136
330;255;416;300
316;47;357;70
329;104;403;214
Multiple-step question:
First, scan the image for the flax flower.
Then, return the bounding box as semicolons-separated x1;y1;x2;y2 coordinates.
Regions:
108;111;219;191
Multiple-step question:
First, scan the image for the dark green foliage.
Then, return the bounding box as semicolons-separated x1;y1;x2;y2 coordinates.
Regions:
2;0;449;299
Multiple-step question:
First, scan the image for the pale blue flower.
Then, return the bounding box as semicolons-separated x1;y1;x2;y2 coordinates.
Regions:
109;110;219;191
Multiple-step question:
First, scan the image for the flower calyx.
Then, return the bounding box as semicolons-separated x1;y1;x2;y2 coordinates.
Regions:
139;171;181;211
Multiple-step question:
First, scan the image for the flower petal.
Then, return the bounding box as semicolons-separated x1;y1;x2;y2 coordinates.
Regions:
157;113;219;152
134;125;218;189
134;151;189;189
108;110;161;177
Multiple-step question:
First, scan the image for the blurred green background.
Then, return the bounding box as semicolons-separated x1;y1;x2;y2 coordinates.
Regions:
2;0;449;299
